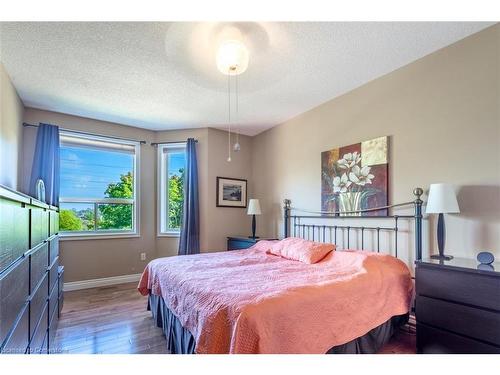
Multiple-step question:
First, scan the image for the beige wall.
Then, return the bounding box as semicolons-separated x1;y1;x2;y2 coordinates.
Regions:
251;24;500;260
206;128;253;251
0;62;24;190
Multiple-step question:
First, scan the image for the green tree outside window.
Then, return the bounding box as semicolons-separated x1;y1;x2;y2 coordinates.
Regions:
168;168;184;229
59;209;83;231
99;172;134;230
59;168;184;233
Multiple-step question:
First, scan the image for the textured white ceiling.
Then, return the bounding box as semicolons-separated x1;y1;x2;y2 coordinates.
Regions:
0;22;494;135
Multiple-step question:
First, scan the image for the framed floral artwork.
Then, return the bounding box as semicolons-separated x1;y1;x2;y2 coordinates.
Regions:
321;136;389;216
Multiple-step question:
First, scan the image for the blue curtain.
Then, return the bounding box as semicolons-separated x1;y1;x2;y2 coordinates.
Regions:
179;138;200;255
29;123;60;206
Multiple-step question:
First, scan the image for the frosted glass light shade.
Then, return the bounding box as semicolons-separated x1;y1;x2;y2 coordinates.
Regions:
247;199;261;215
216;40;249;75
426;183;460;214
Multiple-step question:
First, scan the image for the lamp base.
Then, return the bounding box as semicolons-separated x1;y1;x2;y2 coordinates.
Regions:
250;214;258;239
430;254;454;261
433;214;453;261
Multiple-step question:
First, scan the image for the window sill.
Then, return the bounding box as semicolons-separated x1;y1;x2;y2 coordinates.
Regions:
157;233;181;238
59;233;140;241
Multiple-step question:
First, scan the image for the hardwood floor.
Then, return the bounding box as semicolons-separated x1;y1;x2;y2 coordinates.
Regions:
378;324;416;354
54;282;168;354
54;282;416;354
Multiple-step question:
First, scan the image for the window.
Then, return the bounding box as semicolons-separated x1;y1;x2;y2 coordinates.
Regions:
59;131;139;236
158;143;186;235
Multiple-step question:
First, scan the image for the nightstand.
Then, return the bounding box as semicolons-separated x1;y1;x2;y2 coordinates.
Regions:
227;236;278;251
415;257;500;354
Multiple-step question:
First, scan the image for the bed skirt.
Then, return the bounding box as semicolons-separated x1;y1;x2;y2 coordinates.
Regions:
147;292;408;354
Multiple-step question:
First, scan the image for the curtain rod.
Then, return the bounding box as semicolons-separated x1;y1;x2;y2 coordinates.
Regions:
23;122;148;145
150;140;198;146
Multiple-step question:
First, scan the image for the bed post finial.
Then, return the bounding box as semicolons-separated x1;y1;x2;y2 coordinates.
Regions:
283;199;291;238
413;187;423;200
413;187;423;261
284;199;291;209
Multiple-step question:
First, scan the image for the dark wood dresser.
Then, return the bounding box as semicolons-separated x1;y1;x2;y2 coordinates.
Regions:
415;257;500;354
227;236;278;251
0;184;62;354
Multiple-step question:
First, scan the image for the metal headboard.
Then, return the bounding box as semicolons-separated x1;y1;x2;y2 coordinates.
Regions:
283;188;423;261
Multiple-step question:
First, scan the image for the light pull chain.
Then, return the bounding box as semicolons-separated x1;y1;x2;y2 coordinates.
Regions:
234;72;240;152
227;67;231;162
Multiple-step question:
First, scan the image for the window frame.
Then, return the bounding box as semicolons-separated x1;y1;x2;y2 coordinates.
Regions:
157;142;186;237
58;130;141;239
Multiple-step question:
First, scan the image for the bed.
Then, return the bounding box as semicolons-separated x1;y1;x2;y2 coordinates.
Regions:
138;188;424;354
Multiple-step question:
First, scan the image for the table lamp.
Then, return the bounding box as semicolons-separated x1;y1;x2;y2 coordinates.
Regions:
247;199;261;239
425;183;460;260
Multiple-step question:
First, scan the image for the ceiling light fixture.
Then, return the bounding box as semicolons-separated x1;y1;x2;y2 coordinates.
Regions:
216;39;248;162
216;40;249;76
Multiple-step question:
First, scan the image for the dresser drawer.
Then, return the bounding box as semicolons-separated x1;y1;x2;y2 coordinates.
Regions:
0;256;29;345
49;282;59;324
416;266;500;311
0;303;29;354
416;295;500;346
49;210;59;236
29;304;48;354
29;273;49;339
48;237;59;268
30;208;49;249
417;322;500;354
0;199;29;274
30;243;49;292
58;266;64;296
39;331;49;355
48;297;59;351
48;257;59;293
58;293;64;318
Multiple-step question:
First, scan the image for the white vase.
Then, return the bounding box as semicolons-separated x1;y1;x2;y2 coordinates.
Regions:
338;191;363;216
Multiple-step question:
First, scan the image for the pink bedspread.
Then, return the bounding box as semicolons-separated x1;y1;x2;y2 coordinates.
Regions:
138;241;413;354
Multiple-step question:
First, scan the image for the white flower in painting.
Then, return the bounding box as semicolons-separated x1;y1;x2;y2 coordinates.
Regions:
349;165;375;186
337;152;361;169
333;173;352;193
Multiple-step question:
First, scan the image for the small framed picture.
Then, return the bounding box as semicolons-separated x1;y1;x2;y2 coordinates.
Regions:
216;177;247;208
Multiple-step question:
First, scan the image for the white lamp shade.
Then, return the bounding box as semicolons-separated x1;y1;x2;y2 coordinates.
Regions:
426;183;460;214
247;199;261;215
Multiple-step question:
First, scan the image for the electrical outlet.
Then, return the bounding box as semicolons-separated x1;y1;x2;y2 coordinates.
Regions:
140;252;146;261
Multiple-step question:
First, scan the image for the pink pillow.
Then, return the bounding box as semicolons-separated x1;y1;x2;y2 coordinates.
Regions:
249;240;279;252
266;237;335;264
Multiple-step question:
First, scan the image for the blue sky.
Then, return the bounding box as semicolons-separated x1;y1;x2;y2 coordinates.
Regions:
60;146;134;199
60;146;185;199
168;151;185;178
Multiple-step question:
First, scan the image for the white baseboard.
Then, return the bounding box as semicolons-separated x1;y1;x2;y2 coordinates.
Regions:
63;273;142;291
